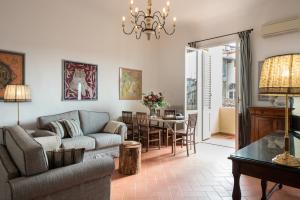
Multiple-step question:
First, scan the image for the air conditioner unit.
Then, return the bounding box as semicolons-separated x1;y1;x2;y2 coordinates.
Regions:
261;18;300;37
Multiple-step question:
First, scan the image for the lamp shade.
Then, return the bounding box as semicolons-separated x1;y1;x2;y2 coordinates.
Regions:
4;85;31;102
259;54;300;95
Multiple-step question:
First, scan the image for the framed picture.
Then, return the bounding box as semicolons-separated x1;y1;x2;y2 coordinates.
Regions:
119;67;142;100
62;60;98;101
0;50;25;100
258;61;271;101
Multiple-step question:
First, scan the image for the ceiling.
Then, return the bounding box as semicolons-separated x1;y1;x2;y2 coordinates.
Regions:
119;0;269;24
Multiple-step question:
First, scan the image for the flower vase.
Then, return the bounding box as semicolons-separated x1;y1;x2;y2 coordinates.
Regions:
149;108;156;117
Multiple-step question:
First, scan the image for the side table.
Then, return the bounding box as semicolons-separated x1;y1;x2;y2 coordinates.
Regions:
119;141;141;175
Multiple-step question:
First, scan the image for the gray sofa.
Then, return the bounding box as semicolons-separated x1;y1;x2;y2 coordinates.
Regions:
36;110;127;158
0;126;114;200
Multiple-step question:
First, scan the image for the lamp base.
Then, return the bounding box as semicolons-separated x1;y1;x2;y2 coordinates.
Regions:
272;152;300;167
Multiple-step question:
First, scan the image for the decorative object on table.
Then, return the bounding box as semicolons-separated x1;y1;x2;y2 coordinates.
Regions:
258;61;271;102
142;91;169;116
0;50;25;100
119;141;141;175
122;0;176;40
271;96;286;107
119;67;142;100
259;54;300;167
62;60;98;101
4;85;31;125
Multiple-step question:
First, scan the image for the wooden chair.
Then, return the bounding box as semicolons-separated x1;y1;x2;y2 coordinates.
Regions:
122;111;138;141
136;112;161;152
174;114;197;156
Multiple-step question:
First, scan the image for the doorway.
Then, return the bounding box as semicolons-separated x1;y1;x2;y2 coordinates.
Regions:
185;41;239;149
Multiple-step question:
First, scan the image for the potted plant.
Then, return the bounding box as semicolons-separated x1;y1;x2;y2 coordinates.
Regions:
142;92;169;116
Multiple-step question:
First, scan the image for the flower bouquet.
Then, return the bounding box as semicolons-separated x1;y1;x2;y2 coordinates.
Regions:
142;92;169;116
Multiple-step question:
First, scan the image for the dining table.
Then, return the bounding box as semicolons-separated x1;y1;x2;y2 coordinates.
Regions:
149;116;187;155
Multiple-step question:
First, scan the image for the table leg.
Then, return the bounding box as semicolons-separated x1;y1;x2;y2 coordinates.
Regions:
173;124;177;156
261;180;267;200
232;161;241;200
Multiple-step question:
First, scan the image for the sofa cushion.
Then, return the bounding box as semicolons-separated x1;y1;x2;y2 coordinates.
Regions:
87;133;121;149
34;136;62;151
37;110;80;130
79;110;110;135
61;136;95;150
49;121;66;138
63;119;83;137
0;145;19;181
5;126;48;176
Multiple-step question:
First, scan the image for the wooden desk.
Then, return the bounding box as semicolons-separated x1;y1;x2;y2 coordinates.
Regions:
229;132;300;200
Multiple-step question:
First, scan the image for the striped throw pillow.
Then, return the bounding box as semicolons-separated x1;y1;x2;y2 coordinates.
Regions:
63;119;83;137
49;121;65;138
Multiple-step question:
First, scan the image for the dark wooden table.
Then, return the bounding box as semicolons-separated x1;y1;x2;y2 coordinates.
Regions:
229;132;300;200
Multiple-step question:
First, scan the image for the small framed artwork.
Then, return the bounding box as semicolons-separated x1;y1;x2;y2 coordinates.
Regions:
119;67;142;100
0;50;25;100
258;61;271;101
62;60;98;101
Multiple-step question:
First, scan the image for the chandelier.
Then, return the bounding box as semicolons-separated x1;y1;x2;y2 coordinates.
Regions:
122;0;176;40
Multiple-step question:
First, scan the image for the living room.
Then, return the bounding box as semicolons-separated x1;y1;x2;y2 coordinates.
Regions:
1;0;300;200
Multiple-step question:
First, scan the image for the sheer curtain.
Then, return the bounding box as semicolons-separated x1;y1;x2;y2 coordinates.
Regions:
238;30;252;148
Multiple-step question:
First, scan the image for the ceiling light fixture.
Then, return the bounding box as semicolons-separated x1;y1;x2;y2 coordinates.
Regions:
122;0;176;40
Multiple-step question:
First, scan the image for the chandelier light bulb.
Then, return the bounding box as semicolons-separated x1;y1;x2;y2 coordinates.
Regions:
130;0;134;5
173;17;176;22
166;1;170;7
122;16;126;22
135;7;139;13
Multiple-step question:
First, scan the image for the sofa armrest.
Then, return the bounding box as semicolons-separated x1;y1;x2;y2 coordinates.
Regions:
117;122;127;142
9;156;115;200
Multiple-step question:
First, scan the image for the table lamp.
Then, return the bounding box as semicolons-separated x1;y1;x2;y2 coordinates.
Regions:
4;85;31;125
259;54;300;167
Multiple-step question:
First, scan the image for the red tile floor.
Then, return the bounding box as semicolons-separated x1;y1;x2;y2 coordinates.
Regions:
112;143;300;200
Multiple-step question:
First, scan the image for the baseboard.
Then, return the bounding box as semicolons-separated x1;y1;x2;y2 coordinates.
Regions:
211;132;235;136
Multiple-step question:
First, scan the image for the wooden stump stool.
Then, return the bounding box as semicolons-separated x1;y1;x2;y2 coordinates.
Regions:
119;141;141;175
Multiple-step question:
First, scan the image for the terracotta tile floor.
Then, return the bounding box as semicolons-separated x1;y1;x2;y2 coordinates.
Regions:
112;143;300;200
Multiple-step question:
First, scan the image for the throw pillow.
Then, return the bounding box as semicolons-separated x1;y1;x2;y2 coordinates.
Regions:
63;119;83;137
103;121;123;134
46;148;84;169
49;121;65;138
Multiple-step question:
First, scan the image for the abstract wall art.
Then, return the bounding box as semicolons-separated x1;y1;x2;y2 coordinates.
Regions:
63;60;98;101
119;67;142;100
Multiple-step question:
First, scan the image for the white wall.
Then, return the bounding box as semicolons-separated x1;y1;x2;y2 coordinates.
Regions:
0;0;160;128
158;0;300;110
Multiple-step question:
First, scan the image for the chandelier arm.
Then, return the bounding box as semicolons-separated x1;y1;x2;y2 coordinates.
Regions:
135;29;142;39
123;26;135;35
152;21;159;30
163;26;176;36
153;14;165;25
153;11;163;19
139;21;147;30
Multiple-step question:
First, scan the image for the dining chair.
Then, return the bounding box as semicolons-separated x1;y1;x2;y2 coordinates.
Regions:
173;113;197;156
122;111;138;141
136;112;161;152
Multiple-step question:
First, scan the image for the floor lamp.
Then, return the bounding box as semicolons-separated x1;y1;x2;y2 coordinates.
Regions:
259;54;300;167
4;85;31;125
